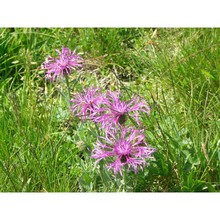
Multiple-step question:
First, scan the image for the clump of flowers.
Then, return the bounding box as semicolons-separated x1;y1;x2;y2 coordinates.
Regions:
71;87;156;175
42;47;83;81
41;46;155;177
91;127;156;175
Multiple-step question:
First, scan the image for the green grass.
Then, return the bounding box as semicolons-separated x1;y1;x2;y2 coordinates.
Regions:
0;28;219;192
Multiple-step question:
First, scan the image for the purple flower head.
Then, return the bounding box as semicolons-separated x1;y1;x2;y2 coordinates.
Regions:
70;87;107;121
93;90;151;129
91;127;156;175
42;47;83;81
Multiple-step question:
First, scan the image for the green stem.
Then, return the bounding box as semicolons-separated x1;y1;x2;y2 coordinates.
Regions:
99;162;111;190
64;75;71;108
121;170;126;192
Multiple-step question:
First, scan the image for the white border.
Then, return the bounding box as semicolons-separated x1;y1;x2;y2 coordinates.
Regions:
1;0;220;27
0;193;219;220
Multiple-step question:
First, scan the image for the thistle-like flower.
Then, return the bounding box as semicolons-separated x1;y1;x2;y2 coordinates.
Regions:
70;87;107;121
92;90;151;129
42;47;83;81
91;127;156;175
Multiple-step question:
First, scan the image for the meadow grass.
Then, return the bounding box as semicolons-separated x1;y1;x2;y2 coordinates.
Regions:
0;28;219;192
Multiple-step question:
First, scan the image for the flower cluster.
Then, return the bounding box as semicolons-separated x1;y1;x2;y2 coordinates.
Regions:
42;47;83;81
71;87;156;175
42;47;156;176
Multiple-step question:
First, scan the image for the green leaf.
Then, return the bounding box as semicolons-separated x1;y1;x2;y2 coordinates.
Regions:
201;69;215;79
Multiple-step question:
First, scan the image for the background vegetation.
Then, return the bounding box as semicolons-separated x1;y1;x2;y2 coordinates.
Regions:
0;28;219;192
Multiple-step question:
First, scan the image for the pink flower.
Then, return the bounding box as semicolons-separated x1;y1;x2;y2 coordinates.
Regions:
70;87;107;121
42;47;83;81
91;127;156;175
92;90;150;129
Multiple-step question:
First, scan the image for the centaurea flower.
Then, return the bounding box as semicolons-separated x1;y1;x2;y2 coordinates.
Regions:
70;87;107;121
91;127;156;175
93;90;151;129
42;47;83;81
